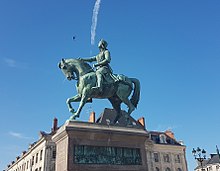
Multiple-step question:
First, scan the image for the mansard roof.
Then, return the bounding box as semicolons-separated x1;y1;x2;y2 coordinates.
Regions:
149;131;183;146
207;154;220;164
195;154;220;170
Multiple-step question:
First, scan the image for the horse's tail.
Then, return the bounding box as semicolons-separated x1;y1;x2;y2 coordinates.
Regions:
130;78;140;108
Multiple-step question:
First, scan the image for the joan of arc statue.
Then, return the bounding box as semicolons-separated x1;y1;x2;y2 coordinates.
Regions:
79;39;113;92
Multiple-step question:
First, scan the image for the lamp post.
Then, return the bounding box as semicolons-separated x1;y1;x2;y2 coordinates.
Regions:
192;147;206;171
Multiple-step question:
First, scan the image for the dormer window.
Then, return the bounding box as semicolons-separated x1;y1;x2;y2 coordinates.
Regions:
159;134;167;144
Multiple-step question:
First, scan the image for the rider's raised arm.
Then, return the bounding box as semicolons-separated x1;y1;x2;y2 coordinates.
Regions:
80;56;97;62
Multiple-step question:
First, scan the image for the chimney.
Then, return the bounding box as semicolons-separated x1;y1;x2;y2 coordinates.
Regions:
137;117;146;129
88;111;95;123
165;130;175;139
52;118;58;132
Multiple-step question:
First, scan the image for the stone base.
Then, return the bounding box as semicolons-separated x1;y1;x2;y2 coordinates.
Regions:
52;121;148;171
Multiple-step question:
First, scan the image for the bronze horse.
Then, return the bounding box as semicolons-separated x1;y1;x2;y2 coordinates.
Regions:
58;58;140;123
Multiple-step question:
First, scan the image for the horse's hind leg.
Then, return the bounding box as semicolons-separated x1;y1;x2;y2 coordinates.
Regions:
116;97;135;125
123;98;135;115
116;85;135;115
108;97;122;124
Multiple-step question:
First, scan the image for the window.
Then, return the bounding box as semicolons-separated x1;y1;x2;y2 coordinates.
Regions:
151;135;160;143
175;154;181;163
165;167;171;171
36;153;38;163
163;154;170;163
32;156;34;165
177;168;182;171
39;167;42;171
155;167;160;171
40;150;43;161
154;153;159;162
27;161;29;169
52;150;56;159
159;134;167;143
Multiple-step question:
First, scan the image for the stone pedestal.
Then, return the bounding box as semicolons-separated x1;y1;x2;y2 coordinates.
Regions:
52;121;148;171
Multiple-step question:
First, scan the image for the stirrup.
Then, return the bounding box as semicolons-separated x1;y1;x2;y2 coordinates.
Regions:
92;86;102;92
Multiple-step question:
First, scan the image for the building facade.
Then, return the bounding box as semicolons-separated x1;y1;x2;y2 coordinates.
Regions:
4;115;188;171
146;130;188;171
5;119;58;171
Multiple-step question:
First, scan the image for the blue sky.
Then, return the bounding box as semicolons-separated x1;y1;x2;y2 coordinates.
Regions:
0;0;219;170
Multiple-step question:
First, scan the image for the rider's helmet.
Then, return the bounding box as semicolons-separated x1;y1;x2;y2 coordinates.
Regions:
98;39;108;48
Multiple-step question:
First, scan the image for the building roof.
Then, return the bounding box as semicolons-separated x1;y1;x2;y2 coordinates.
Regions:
195;154;220;170
207;154;220;165
149;131;183;146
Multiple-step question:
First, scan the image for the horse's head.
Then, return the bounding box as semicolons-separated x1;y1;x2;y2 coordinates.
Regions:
59;58;93;81
58;58;76;80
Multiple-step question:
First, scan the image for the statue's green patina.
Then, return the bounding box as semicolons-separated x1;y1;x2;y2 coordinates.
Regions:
78;39;113;92
58;40;140;124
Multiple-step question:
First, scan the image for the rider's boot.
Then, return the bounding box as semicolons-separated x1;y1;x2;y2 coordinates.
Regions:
92;74;103;92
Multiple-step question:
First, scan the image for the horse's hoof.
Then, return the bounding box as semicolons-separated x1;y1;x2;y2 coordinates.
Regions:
74;114;80;118
69;114;80;121
69;115;76;121
69;108;76;114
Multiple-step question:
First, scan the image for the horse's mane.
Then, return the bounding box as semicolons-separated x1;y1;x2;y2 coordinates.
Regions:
65;58;94;73
65;58;93;72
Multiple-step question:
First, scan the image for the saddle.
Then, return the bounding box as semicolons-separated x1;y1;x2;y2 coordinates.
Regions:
103;73;127;85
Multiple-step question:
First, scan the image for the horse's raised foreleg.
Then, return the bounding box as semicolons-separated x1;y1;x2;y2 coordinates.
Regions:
70;88;90;120
66;94;81;113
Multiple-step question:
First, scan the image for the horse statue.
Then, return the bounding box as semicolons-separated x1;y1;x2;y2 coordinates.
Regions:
58;58;140;124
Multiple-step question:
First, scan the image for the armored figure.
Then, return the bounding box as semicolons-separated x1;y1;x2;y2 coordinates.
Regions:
59;39;140;122
80;39;112;92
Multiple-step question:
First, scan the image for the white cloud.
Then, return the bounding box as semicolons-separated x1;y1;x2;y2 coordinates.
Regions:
91;0;101;45
3;58;28;69
9;131;32;140
4;58;17;67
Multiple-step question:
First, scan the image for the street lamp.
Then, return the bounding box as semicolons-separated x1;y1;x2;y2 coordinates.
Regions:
192;147;206;171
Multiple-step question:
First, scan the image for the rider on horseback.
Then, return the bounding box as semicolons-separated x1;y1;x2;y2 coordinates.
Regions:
79;39;113;92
